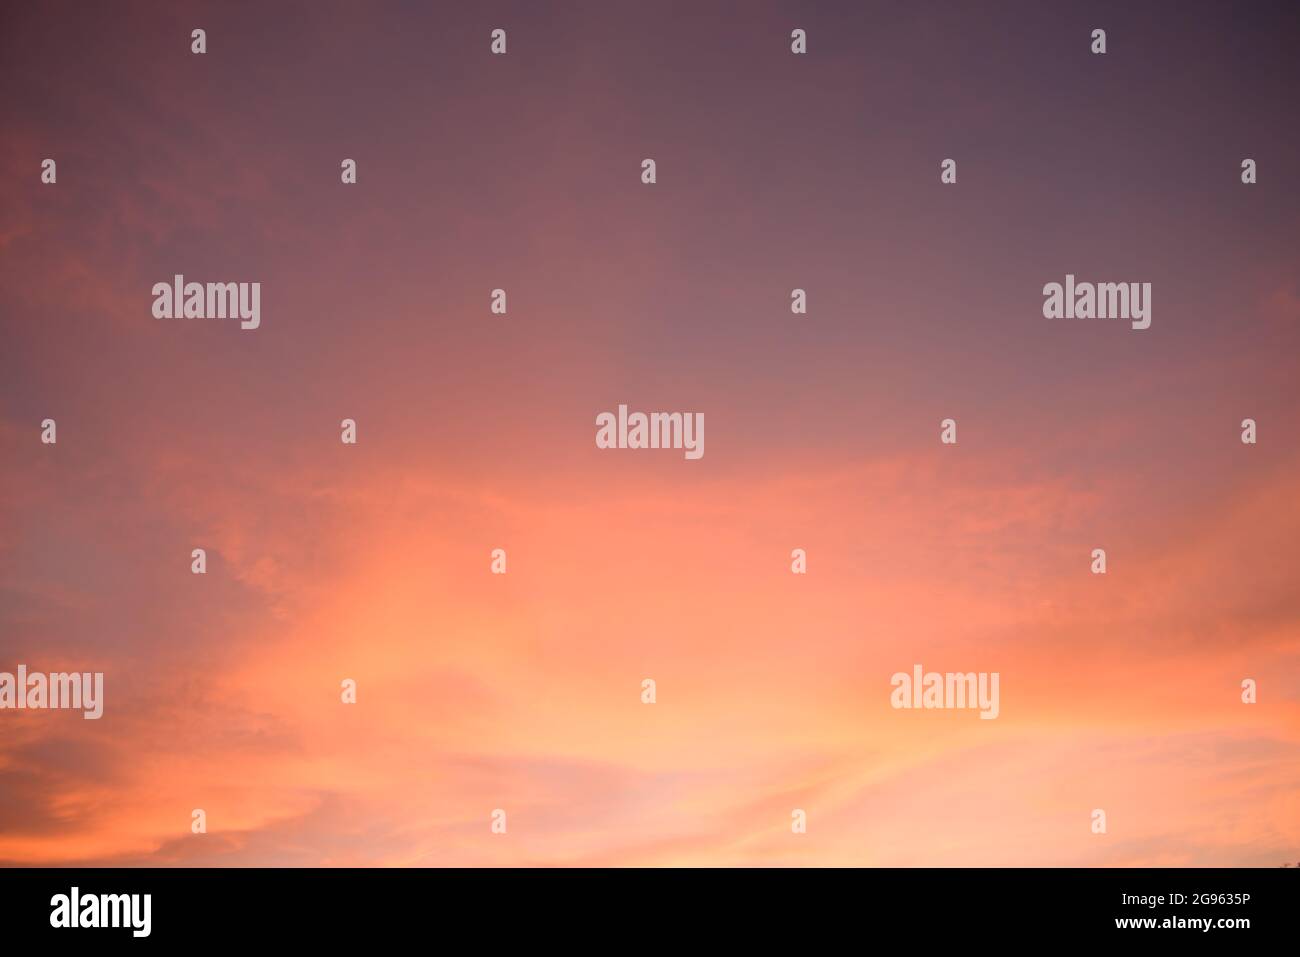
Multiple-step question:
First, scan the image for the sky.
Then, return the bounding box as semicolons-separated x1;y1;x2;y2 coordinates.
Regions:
0;0;1298;866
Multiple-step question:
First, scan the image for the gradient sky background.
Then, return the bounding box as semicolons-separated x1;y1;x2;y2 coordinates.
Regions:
1;0;1298;866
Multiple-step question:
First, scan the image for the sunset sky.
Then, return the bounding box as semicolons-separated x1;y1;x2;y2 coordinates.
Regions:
1;0;1298;866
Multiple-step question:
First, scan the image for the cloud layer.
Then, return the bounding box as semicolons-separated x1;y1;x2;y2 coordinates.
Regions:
1;0;1297;866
